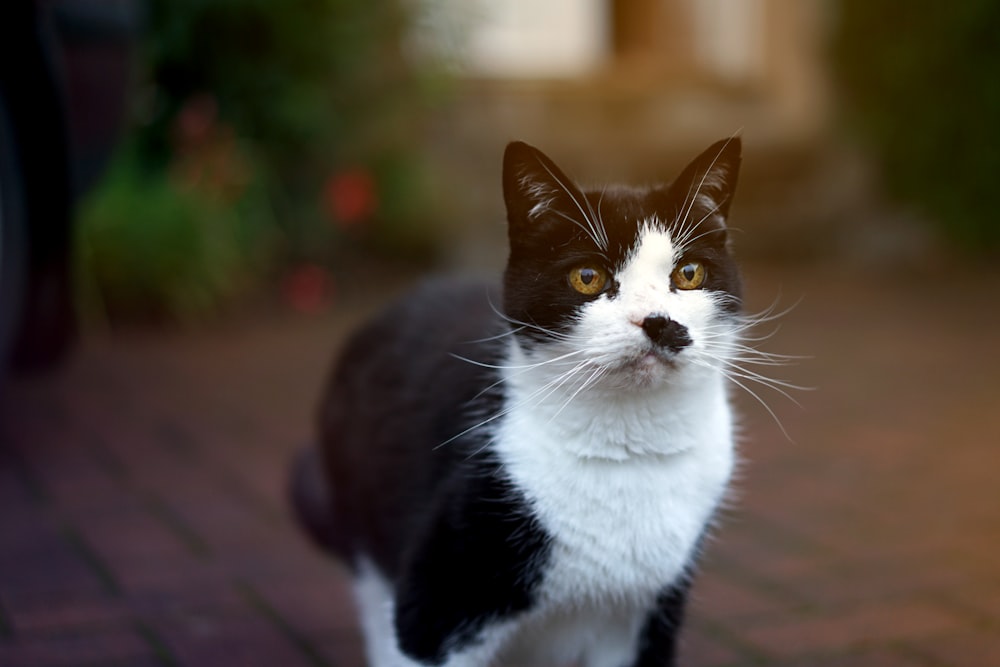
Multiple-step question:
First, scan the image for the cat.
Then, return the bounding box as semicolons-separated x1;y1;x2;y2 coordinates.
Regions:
292;136;748;667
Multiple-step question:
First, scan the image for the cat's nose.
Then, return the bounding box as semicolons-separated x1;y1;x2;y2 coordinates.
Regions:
641;314;691;353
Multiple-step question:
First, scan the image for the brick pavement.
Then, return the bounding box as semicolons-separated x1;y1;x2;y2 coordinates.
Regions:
1;260;999;666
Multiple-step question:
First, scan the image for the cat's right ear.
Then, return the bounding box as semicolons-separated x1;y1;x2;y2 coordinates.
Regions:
668;136;742;222
502;141;583;231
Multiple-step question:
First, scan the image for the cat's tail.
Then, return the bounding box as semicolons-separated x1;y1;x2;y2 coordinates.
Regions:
288;444;346;556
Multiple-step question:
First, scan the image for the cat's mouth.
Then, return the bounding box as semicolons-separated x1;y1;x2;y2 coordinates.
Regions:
637;350;678;368
615;348;683;384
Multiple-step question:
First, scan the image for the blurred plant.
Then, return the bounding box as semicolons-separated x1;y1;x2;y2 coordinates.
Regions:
281;263;335;315
324;167;378;229
142;0;445;253
832;2;1000;253
77;147;270;323
78;0;448;321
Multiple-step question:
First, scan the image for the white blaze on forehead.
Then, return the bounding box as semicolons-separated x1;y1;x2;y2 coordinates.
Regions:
616;224;679;297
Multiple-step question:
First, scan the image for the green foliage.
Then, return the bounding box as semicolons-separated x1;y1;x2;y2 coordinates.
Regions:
138;0;433;254
77;153;271;322
832;2;1000;252
78;0;445;321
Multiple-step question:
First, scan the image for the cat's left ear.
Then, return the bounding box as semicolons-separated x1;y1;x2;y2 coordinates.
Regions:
502;141;585;231
669;136;742;223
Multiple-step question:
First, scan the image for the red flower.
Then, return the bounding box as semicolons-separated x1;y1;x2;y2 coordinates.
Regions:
282;264;334;314
174;93;219;147
323;168;377;227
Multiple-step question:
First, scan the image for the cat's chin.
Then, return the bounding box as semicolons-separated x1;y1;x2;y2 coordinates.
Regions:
611;350;685;389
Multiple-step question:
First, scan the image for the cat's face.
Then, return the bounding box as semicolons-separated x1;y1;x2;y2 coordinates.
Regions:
501;138;743;391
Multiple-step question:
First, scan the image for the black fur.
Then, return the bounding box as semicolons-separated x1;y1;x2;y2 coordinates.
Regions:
303;279;552;660
634;581;693;667
393;449;550;664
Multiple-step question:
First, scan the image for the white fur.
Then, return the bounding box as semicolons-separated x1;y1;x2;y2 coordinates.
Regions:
499;602;647;667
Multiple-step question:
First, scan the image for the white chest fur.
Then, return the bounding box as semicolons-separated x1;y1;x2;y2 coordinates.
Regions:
494;367;735;607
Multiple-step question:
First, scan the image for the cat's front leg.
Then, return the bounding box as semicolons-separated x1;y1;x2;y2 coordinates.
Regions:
628;581;691;667
352;554;517;667
391;482;550;666
391;553;526;667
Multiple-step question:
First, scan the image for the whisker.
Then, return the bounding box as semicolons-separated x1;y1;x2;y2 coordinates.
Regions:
595;185;610;250
717;361;809;402
547;364;608;424
458;360;596;459
536;160;608;251
460;327;523;344
725;352;810;367
690;355;795;442
720;343;810;364
726;373;795;442
674;135;738;250
549;209;608;251
449;348;585;371
674;203;726;253
485;294;587;344
582;186;610;250
740;294;805;326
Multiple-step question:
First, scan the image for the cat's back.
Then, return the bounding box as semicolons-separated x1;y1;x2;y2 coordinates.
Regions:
323;274;504;441
317;276;505;567
338;276;498;366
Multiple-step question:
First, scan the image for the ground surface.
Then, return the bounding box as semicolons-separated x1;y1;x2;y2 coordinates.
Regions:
1;260;998;667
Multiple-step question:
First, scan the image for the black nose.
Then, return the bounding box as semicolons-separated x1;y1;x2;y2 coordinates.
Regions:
641;315;691;353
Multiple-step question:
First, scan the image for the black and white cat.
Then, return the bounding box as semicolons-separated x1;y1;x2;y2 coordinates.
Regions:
293;137;748;667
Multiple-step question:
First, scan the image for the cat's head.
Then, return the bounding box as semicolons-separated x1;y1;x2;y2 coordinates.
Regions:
501;138;743;391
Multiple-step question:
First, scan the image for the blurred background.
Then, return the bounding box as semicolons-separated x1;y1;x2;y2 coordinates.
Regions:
1;1;999;666
3;0;999;343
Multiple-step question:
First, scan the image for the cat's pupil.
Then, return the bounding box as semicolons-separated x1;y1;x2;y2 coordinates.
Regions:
580;268;597;285
681;265;696;281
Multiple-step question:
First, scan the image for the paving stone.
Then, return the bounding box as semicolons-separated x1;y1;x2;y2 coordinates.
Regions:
249;570;360;637
737;599;972;661
314;630;366;667
148;606;317;667
773;647;931;667
2;591;127;635
0;627;154;667
908;630;1000;666
0;515;111;598
678;625;752;667
689;571;798;621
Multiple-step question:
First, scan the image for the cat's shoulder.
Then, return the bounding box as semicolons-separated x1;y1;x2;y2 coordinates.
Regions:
374;274;499;331
336;274;501;361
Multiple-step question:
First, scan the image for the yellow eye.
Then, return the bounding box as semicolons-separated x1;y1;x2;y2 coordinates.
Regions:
673;261;706;290
568;266;609;295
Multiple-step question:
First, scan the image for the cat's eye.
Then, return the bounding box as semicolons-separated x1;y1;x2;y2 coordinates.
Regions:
672;261;706;290
568;266;609;295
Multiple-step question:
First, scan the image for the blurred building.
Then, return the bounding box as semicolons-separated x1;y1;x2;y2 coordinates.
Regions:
425;0;830;165
419;0;851;264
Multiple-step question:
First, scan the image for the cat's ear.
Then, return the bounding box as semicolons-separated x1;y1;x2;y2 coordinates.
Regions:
669;136;742;222
502;141;584;230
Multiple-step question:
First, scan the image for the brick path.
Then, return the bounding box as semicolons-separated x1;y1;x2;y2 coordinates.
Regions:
1;261;998;666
